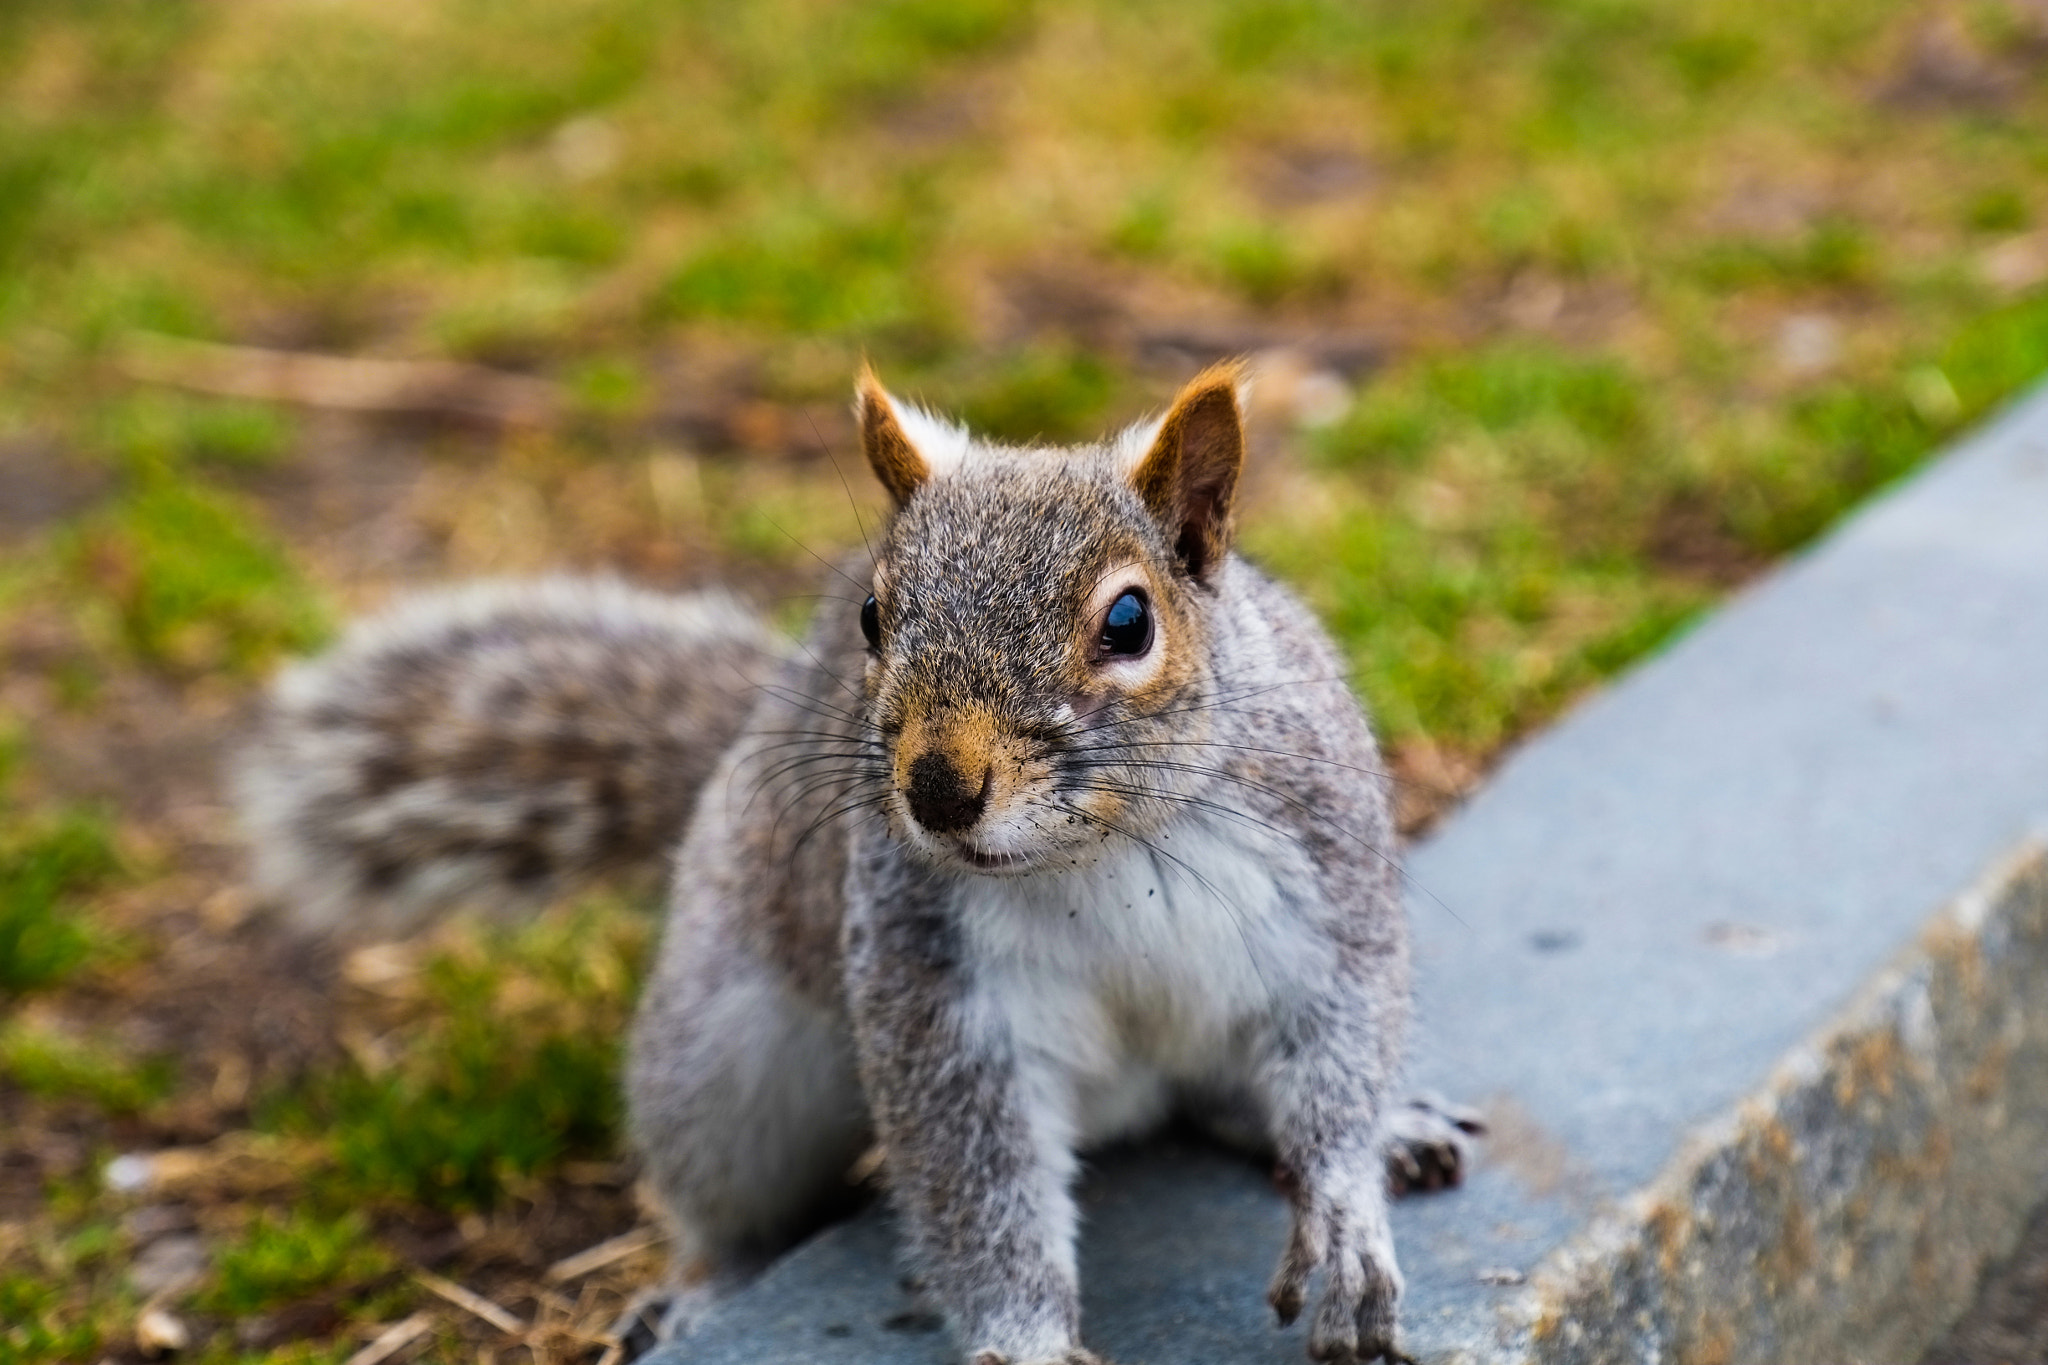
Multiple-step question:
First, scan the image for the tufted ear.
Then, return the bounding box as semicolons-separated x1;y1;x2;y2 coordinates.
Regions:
855;366;973;509
1125;361;1248;582
855;366;927;508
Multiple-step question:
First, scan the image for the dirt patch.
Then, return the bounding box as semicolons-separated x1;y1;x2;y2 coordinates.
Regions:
0;440;112;544
1645;489;1773;589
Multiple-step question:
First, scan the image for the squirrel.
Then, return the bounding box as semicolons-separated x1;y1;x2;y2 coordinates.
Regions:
235;362;1481;1365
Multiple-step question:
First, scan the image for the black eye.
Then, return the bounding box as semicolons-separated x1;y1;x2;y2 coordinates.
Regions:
1099;591;1151;658
860;594;881;649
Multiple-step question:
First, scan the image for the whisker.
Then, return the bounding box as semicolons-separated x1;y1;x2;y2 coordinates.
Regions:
774;592;869;609
1060;737;1453;800
726;738;881;794
769;772;889;853
789;790;896;861
1061;777;1329;866
730;727;879;752
742;747;885;788
751;681;866;730
730;735;883;762
753;508;872;597
737;751;888;814
1067;755;1464;929
784;633;866;708
805;406;880;576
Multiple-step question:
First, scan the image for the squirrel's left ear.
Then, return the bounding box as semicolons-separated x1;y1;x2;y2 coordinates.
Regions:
1126;361;1247;583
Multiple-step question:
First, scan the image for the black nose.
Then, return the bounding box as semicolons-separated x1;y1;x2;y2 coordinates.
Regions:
905;752;990;834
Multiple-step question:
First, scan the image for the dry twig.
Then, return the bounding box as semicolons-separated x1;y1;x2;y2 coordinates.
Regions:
414;1270;530;1336
544;1224;667;1284
118;332;562;428
343;1313;436;1365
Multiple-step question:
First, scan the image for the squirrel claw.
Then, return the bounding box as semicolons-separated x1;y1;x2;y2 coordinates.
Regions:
1270;1281;1306;1328
1270;1170;1405;1365
1384;1094;1486;1196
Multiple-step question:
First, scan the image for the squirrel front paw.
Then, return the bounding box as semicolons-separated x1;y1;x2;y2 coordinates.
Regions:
969;1350;1105;1365
1384;1093;1487;1196
1268;1169;1409;1364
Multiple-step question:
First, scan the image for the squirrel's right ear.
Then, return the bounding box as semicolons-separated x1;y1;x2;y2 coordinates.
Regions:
1126;361;1248;583
857;367;967;508
856;368;926;507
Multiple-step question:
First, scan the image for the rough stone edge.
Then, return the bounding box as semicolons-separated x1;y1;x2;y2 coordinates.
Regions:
1443;835;2048;1365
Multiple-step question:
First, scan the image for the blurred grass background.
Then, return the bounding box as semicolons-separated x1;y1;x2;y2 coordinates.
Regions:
3;0;2047;1359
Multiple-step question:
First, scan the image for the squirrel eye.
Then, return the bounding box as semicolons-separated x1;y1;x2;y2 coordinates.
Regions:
860;594;881;649
1098;591;1152;658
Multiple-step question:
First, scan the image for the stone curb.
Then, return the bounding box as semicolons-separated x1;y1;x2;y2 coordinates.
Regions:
1484;837;2048;1365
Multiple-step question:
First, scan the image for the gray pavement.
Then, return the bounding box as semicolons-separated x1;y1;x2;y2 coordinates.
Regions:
651;381;2048;1364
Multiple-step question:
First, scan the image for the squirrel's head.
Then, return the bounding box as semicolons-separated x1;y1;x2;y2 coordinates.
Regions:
854;363;1247;876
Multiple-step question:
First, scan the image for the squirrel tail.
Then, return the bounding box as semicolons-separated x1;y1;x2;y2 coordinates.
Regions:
233;576;788;937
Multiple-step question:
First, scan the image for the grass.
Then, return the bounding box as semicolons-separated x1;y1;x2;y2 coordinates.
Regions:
260;902;649;1211
0;903;646;1364
0;1272;105;1365
0;805;121;996
0;1218;130;1365
62;476;330;678
0;1021;172;1116
200;1210;392;1318
0;0;2044;1358
4;0;2045;737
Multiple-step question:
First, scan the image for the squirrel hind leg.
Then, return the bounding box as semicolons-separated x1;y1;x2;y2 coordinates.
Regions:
1383;1093;1488;1196
1183;1086;1484;1197
599;1270;755;1359
627;940;871;1294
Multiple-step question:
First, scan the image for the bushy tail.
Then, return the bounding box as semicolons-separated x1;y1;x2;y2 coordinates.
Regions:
234;577;788;936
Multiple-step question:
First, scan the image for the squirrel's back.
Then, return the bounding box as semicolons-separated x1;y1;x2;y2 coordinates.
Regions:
235;576;786;935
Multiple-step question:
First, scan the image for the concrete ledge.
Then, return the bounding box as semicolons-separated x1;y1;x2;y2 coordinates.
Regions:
651;380;2048;1364
1492;838;2048;1365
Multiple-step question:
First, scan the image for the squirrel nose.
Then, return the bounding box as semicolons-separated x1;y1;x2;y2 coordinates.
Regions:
905;752;991;835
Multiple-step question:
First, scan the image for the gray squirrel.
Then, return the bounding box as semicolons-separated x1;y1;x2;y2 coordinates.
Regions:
236;363;1480;1364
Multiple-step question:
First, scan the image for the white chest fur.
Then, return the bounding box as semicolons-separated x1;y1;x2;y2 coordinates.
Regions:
953;808;1330;1146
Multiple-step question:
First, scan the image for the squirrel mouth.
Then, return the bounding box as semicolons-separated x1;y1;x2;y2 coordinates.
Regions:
957;842;1030;873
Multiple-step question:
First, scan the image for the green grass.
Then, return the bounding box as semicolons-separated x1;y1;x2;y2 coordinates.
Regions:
0;1020;172;1115
200;1210;392;1318
91;393;299;472
3;0;2042;746
0;806;121;996
61;474;329;677
0;1273;104;1365
0;1215;131;1365
261;901;649;1210
956;344;1120;443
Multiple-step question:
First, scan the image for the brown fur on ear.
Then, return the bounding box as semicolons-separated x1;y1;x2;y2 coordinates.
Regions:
856;366;929;508
1129;361;1248;582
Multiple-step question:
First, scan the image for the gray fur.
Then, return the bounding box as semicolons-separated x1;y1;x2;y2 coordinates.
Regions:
239;376;1475;1365
235;576;784;935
